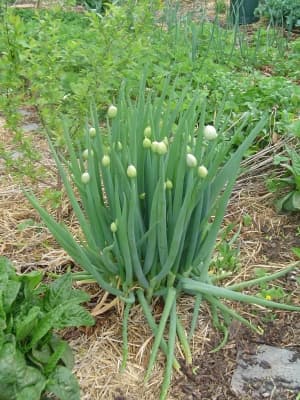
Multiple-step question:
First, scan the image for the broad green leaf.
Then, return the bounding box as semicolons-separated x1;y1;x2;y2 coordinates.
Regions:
29;312;57;349
21;271;43;300
44;273;73;311
44;340;68;375
2;281;21;314
44;273;90;312
49;335;74;370
15;306;41;341
31;343;52;365
0;293;6;332
46;366;80;400
0;341;46;400
0;257;17;284
52;303;94;329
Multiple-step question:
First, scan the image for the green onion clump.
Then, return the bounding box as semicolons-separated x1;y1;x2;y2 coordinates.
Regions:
25;80;300;399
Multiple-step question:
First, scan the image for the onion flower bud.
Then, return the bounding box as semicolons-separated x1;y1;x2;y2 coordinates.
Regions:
82;149;93;160
198;165;208;178
151;141;159;153
89;127;96;137
144;126;152;138
81;172;90;184
204;125;218;141
108;105;118;118
156;141;168;155
116;141;123;150
164;180;173;190
110;221;118;233
127;164;137;178
102;155;110;167
186;153;197;168
143;137;152;148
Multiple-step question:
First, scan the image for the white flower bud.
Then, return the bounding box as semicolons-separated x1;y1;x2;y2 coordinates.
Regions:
82;149;94;160
110;221;118;233
116;141;122;150
81;172;90;184
82;149;89;160
164;180;173;190
151;141;159;153
139;192;146;199
186;145;192;153
89;127;96;137
198;165;208;178
127;164;137;178
144;126;152;138
107;105;118;118
143;137;152;148
204;125;218;141
156;141;168;155
186;153;197;168
102;155;110;167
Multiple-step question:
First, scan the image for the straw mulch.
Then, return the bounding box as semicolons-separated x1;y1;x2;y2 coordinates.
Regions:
0;114;299;400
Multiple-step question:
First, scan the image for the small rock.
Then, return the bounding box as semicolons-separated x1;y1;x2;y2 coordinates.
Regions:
231;344;300;399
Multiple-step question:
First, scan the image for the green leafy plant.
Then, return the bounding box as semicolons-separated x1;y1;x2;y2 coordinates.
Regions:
25;81;300;399
0;256;94;400
210;223;241;273
254;268;287;301
267;147;300;212
255;0;300;28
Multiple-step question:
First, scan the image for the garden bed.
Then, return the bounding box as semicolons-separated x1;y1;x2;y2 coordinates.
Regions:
1;0;299;398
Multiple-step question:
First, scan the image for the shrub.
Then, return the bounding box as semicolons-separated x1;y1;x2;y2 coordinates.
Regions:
255;0;300;28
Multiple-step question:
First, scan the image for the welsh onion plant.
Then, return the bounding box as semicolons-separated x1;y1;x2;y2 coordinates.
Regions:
25;81;300;399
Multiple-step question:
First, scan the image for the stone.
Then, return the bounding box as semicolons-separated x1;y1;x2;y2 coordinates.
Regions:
231;344;300;399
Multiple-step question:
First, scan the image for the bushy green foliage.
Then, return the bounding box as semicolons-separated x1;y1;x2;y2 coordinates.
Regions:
1;1;299;185
0;257;94;400
0;2;299;140
255;0;300;28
